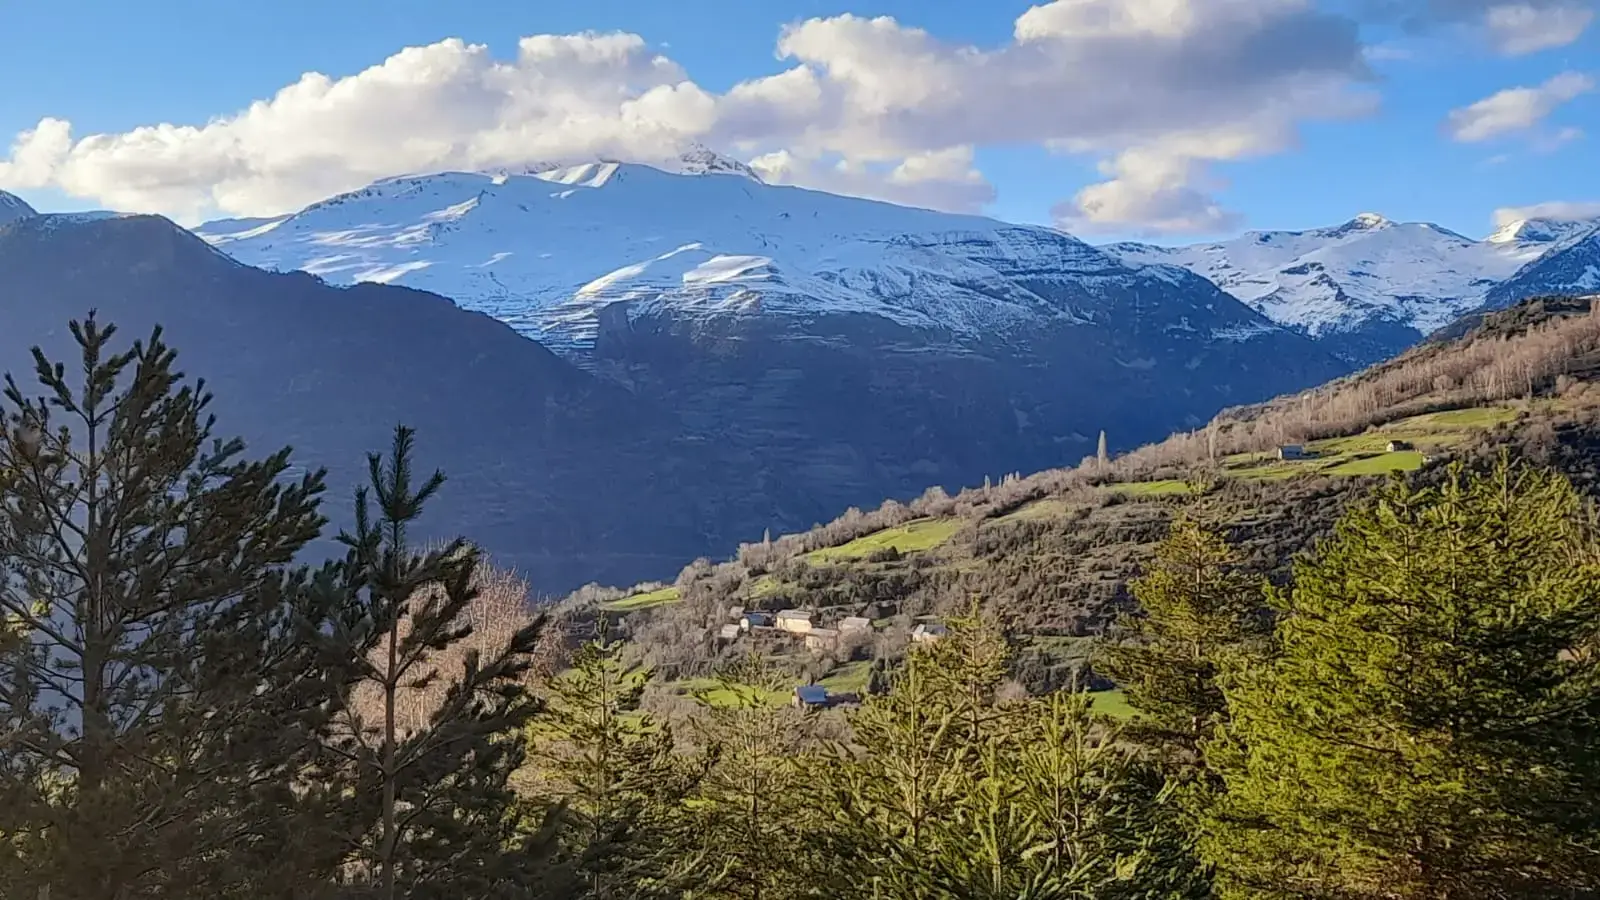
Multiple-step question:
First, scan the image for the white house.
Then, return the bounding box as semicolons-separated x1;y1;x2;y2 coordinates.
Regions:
839;616;872;633
776;609;814;634
911;622;948;643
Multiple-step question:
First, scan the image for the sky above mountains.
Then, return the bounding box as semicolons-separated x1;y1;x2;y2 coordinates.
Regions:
0;0;1595;243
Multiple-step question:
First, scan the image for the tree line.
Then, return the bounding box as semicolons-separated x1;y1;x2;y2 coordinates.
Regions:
2;316;1598;898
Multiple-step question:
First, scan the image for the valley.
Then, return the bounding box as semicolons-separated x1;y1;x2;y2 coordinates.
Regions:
561;296;1600;722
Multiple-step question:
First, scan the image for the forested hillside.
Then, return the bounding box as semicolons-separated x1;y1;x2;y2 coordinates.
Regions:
2;297;1597;899
570;294;1600;714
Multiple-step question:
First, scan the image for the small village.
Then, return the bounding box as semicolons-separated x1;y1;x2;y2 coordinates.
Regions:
715;603;948;709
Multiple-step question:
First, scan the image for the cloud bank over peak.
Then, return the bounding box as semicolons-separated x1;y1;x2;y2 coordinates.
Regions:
0;0;1378;234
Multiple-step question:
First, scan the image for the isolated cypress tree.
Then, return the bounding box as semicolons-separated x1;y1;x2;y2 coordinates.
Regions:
315;426;562;900
0;315;344;899
1202;461;1600;899
1095;518;1268;765
526;618;705;899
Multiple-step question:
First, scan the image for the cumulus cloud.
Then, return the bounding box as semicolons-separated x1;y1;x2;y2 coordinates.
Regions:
749;146;998;212
1484;2;1596;52
0;0;1372;233
1368;0;1595;54
1492;199;1600;224
1444;71;1594;142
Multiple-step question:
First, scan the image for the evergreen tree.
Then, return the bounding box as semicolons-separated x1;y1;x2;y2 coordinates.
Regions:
922;602;1018;747
926;690;1192;900
1095;518;1267;765
683;655;818;900
1202;461;1600;899
0;316;345;899
828;616;1206;900
824;643;968;898
526;617;704;898
315;426;562;900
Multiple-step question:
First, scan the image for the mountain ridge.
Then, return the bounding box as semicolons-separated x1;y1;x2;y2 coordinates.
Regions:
1098;211;1586;365
194;161;1297;361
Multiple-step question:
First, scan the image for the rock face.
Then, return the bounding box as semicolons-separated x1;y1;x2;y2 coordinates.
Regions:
1102;213;1563;366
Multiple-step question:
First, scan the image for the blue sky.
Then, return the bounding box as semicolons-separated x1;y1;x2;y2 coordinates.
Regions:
0;0;1596;242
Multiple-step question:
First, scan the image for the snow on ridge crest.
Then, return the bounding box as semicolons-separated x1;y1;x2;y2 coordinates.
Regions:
194;162;1246;357
1102;211;1594;339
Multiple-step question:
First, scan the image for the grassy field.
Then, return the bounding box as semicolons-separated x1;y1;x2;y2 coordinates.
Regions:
806;517;964;562
669;677;790;708
1323;450;1425;476
819;661;873;694
601;586;681;612
1106;479;1193;497
1101;404;1524;490
993;497;1075;523
1088;687;1135;720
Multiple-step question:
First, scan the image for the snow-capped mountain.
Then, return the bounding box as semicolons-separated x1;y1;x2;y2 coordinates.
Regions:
195;153;1349;506
1486;215;1600;248
1100;213;1568;364
0;190;37;226
197;153;1293;358
1483;224;1600;310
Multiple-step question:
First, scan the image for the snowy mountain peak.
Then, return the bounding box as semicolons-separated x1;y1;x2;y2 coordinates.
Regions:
196;165;1286;358
1101;211;1563;362
1486;216;1600;247
672;146;764;182
0;190;37;226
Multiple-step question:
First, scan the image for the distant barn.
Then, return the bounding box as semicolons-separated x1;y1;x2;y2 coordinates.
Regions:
1277;445;1309;460
1387;439;1413;452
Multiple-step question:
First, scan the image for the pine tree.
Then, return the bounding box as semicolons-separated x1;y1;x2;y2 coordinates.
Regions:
0;316;344;899
825;645;968;898
922;602;1018;748
314;426;562;900
925;690;1196;900
1202;461;1600;899
1095;518;1267;765
526;617;704;898
683;655;818;900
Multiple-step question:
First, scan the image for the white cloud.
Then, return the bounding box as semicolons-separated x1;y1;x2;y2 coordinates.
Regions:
1483;2;1595;53
1444;71;1594;142
0;0;1371;233
1492;199;1600;225
749;146;997;212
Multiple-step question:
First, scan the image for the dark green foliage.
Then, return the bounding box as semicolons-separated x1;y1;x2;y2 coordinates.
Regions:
1203;459;1600;899
313;426;560;900
683;656;821;900
527;618;705;898
1096;518;1269;764
0;315;342;899
820;615;1207;900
